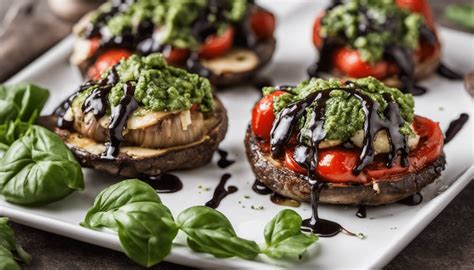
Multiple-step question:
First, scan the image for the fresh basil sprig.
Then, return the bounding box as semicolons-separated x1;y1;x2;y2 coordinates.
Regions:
262;209;318;259
0;217;31;269
83;180;319;267
177;206;260;260
0;125;84;205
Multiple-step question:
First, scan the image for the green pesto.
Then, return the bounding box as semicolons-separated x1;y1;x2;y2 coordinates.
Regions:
90;0;247;49
320;0;423;63
265;77;414;142
75;53;213;113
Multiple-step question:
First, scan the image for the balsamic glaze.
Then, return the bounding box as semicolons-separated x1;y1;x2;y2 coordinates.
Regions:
444;113;469;144
205;173;238;209
141;173;183;193
217;149;235;169
356;205;367;219
252;179;272;195
270;192;301;207
437;63;464;80
270;81;409;237
397;192;423;206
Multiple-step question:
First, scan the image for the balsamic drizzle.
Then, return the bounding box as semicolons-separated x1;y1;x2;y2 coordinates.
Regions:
217;149;235;169
437;63;464;80
140;173;183;193
205;173;238;209
444;113;469;144
397;192;423;206
308;2;439;96
252;179;272;195
270;82;409;237
356;205;367;219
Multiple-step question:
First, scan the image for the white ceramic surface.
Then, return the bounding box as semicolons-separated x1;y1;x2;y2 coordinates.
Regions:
1;1;473;268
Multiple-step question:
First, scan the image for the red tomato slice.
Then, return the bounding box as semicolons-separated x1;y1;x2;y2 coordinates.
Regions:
395;0;434;28
251;91;286;140
199;26;234;59
250;10;275;39
88;38;100;57
333;47;391;79
312;11;325;48
415;41;438;62
284;148;307;175
408;115;443;171
162;46;190;65
88;49;132;80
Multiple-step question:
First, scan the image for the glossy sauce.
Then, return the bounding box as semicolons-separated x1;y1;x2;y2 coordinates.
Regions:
141;173;183;193
205;173;238;209
437;63;463;80
397;192;423;206
444;113;469;144
217;149;235;169
252;179;272;195
270;82;409;236
356;205;367;218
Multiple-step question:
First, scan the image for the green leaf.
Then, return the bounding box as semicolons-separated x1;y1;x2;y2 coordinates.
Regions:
0;83;49;123
445;4;474;30
0;246;20;270
0;217;31;265
177;206;260;260
82;179;162;230
114;202;178;267
262;209;318;260
0;125;84;206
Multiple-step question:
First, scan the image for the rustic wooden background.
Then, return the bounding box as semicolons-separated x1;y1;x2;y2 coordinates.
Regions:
0;0;473;269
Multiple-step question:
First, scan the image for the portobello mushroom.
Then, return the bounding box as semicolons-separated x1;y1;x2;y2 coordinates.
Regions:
53;53;228;177
308;0;442;94
70;0;276;88
246;77;446;206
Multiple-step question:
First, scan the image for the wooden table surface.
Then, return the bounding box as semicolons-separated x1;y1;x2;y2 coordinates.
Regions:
1;0;473;269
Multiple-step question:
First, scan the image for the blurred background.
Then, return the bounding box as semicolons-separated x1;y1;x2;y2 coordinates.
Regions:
0;0;472;269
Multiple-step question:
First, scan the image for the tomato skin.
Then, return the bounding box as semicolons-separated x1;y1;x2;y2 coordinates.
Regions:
395;0;434;28
251;91;286;140
333;47;392;79
312;11;325;48
162;46;190;65
409;115;443;171
250;10;275;39
88;38;100;56
415;41;437;62
284;149;307;175
88;49;131;80
199;26;234;59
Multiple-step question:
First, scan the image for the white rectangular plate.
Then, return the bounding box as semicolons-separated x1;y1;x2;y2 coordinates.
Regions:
1;1;473;268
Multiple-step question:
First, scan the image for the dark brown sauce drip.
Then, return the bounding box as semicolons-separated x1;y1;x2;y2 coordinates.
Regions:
216;149;235;169
270;192;301;207
270;82;409;237
437;63;463;80
140;173;183;193
103;82;139;159
309;4;438;96
444;113;469;144
397;192;423;206
252;179;272;195
205;173;238;209
55;81;97;129
356;205;367;218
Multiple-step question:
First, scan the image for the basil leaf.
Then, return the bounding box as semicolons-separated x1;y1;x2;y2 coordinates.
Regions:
82;179;161;230
262;209;317;259
0;125;84;205
0;84;49;123
113;202;178;267
177;206;260;260
0;218;31;264
0;246;20;270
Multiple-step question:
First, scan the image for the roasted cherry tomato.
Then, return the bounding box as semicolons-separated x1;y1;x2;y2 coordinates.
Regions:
88;38;100;57
162;46;190;65
333;47;393;79
395;0;434;28
88;49;131;80
284;148;307;175
415;41;438;62
312;11;325;48
251;90;286;140
199;26;234;59
409;115;443;171
250;10;275;39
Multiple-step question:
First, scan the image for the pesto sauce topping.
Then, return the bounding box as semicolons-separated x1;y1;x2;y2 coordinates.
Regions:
89;0;247;49
321;0;423;63
75;53;214;113
264;77;414;142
